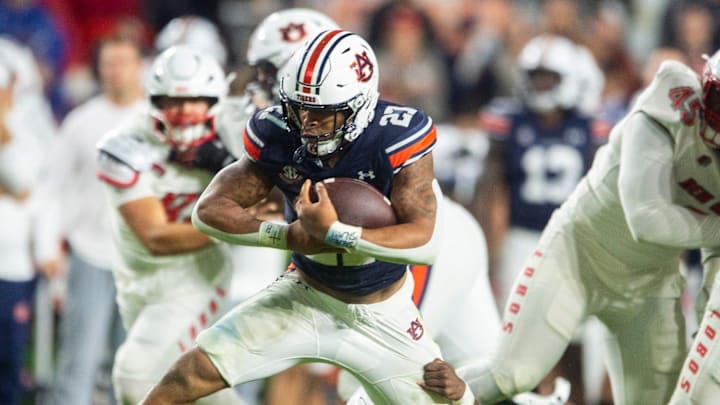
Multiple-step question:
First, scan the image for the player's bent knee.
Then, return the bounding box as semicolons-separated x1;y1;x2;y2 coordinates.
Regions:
112;343;164;404
114;343;149;380
112;374;155;405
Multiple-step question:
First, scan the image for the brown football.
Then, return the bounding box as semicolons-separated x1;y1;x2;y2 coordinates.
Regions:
309;177;397;228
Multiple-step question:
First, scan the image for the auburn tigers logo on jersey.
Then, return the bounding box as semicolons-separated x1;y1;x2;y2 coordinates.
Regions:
406;318;424;341
280;23;307;42
351;51;374;82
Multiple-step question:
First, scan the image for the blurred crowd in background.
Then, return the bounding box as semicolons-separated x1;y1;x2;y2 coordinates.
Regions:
7;0;720;124
1;0;719;404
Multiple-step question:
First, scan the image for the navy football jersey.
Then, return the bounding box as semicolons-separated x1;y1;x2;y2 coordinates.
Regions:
242;100;437;294
480;99;610;231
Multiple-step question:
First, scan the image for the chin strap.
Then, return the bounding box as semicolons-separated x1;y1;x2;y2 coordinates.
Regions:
512;378;571;405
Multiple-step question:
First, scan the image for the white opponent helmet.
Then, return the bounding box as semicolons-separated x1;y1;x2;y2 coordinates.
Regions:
701;49;720;149
280;30;379;160
247;8;340;104
517;35;584;113
247;8;340;69
155;15;227;65
147;45;228;149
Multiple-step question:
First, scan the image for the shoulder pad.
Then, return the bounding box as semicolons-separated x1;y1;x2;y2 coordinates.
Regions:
373;101;430;140
96;129;163;172
242;106;289;162
632;60;702;126
657;60;697;79
254;106;288;131
379;105;436;173
97;152;139;188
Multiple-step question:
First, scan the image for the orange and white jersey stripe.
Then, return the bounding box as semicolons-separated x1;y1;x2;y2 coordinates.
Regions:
385;116;437;174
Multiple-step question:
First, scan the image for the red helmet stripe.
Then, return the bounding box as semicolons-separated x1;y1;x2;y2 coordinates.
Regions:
301;29;343;93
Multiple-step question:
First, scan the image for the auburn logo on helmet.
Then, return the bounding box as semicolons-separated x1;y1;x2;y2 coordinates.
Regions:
351;51;374;82
280;23;306;42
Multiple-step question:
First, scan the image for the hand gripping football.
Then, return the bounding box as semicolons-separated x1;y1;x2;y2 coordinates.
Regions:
310;178;397;228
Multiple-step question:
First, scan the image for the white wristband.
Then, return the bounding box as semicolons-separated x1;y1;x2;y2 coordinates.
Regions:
258;221;289;249
324;221;362;249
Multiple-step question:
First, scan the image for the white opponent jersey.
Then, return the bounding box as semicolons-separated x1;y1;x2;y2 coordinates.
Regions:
97;112;239;277
556;60;720;296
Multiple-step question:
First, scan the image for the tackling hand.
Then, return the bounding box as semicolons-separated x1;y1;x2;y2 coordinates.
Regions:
418;358;468;401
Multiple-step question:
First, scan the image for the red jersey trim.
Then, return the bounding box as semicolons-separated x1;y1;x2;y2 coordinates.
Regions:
97;171;139;188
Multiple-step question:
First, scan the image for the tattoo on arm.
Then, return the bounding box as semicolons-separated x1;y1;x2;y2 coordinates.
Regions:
211;157;275;208
391;153;436;223
196;157;276;233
